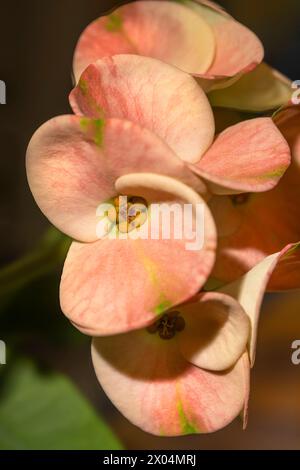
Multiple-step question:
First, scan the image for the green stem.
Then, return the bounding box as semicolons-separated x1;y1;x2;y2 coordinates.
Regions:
0;228;71;312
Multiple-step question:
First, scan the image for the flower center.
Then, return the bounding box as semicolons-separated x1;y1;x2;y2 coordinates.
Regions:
108;195;148;233
230;193;250;206
147;312;186;340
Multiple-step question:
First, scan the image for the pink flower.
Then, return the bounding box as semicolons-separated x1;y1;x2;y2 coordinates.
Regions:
27;55;291;335
91;243;300;436
209;104;300;290
26;56;219;336
26;54;293;436
73;0;264;91
92;292;250;436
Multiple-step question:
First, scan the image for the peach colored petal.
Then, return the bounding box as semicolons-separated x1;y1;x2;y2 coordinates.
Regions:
207;20;263;77
73;0;263;92
241;351;251;429
60;179;216;335
70;55;215;163
191;118;291;194
26;115;201;242
209;63;292;112
60;237;215;336
91;331;249;435
114;172;207;207
211;190;300;286
188;0;264;90
178;292;250;371
210;105;300;287
73;1;215;82
219;244;300;366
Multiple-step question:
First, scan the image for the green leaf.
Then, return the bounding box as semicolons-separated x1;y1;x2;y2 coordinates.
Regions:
0;360;123;450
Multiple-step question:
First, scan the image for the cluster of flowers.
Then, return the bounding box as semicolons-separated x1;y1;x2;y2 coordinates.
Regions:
26;0;300;436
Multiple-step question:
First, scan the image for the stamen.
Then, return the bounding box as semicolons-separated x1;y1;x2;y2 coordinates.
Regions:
147;311;186;340
112;195;148;233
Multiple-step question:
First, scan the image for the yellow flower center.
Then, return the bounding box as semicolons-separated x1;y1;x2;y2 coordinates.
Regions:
108;195;148;233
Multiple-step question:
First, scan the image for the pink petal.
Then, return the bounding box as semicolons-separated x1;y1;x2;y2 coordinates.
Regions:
192;118;291;194
220;244;300;366
207;20;263;77
91;331;250;435
178;292;250;371
189;0;264;90
60;180;216;335
26;115;200;242
73;1;215;81
70;55;215;163
211;105;300;287
114;172;207;207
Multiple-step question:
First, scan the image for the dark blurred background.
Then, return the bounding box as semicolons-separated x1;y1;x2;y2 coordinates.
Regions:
0;0;300;450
